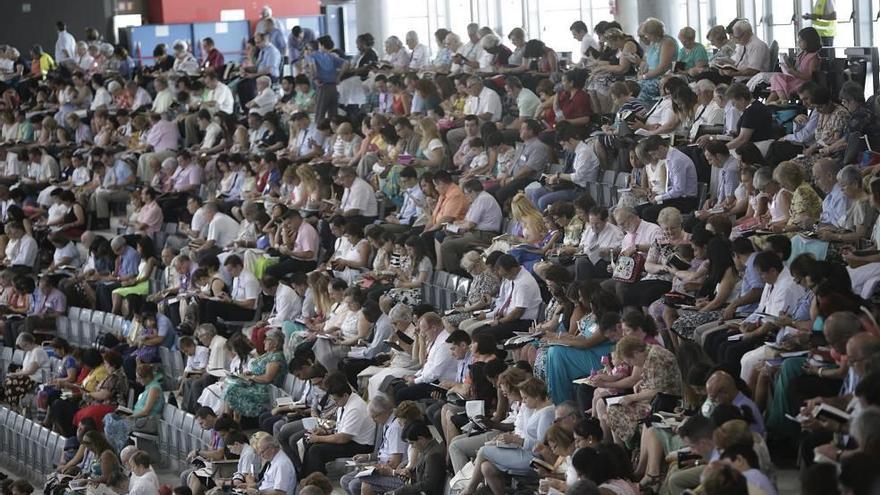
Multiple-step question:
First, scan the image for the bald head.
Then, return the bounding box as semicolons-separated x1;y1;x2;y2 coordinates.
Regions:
706;371;738;406
848;333;880;375
824;312;864;354
812;158;840;193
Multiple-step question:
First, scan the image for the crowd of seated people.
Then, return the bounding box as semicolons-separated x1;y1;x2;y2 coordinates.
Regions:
0;10;880;495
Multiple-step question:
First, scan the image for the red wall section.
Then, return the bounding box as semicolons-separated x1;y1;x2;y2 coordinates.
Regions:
147;0;321;25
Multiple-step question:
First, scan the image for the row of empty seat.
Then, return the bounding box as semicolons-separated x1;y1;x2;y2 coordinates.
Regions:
0;406;66;485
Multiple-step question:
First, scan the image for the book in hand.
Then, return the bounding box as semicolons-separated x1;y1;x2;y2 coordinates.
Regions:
355;467;376;478
207;368;229;378
115;406;134;415
727;333;744;342
396;330;414;345
503;331;544;349
275;396;298;408
787;403;851;424
603;395;628;406
530;457;556;472
383;339;405;352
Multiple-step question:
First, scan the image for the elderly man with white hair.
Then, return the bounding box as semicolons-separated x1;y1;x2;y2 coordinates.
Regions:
479;33;512;71
256;434;297;495
340;395;407;495
688;79;725;140
171;40;200;76
255;5;284;35
452;23;484;74
405;31;430;70
720;20;770;81
383;35;410;70
246;75;279;116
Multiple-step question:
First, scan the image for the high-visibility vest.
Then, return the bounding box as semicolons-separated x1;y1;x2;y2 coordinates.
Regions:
812;0;837;38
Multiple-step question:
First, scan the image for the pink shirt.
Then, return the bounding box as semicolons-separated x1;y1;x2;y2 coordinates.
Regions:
171;163;202;192
294;221;319;261
621;219;662;253
146;119;180;152
137;201;164;234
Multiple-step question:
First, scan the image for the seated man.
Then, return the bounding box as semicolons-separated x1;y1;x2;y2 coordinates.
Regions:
300;371;375;476
198;255;259;330
252;434;297;495
572;206;625;281
438;179;502;274
393;312;461;403
635;135;698;223
487;119;550;209
469;254;542;342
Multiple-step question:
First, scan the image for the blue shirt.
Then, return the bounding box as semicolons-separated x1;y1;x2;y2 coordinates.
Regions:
783;109;819;146
732;392;765;436
265;28;287;57
308;51;346;84
659;147;698;201
287;28;316;63
111;159;133;187
118;246;140;278
257;43;282;79
738;252;763;313
819;183;851;227
158;313;175;349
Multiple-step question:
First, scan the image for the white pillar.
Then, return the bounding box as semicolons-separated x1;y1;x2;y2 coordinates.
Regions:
637;0;684;39
616;0;640;36
356;0;393;57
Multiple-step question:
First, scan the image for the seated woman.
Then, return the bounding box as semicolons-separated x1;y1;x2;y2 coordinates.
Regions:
330;223;371;285
52;418;97;479
0;332;48;407
596;335;681;445
110;236;158;315
103;363;165;451
632;208;692;308
36;337;79;414
460;378;555;495
586;28;642;112
223;328;287;419
443;251;501;331
314;286;370;371
519;39;558;74
508;210;561;275
536;284;620;403
788;85;851;175
629;76;691;137
64;430;126;494
384;236;433;307
571;444;639;495
817;165;876;246
127;450;160;495
766;27;821;105
198;333;253;414
411;117;447;170
771;162;822;233
537;70;591;135
635;18;678;103
73;350;129;429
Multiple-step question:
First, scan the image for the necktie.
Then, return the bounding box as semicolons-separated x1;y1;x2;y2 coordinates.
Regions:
258;460;271;480
497;282;515;318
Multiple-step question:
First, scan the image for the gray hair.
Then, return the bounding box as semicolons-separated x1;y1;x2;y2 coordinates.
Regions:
693;79;716;94
388;303;413;323
368;395;395;415
752;166;774;191
385;35;403;50
481;34;501;50
461;250;482;271
466;76;483;88
405;31;419;43
837;164;863;186
851;406;880;453
732;20;753;37
15;332;35;347
265;329;284;345
256;75;271;87
259;434;281;449
172;40;188;52
445;32;462;47
110;236;128;251
195;323;217;340
613;206;638;220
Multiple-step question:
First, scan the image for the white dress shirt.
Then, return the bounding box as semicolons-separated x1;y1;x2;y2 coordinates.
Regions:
715;155;740;203
507;267;543;321
9;235;38;267
259;450;297;495
232;270;260;302
408;44;431;69
657;148;698;202
205;82;235;115
733;35;771;74
756;267;806;317
184;345;210;373
336;393;376;445
621;220;662;253
55;30;76;63
465;87;503;122
207;335;231;371
341;177;378;217
570;140;600;187
415;329;460;384
397;184;425;224
377;417;407;463
206;213;240;248
268;283;298;327
464;191;503;232
579;223;625;264
151;89;174;114
251;87;279;116
689;100;725;140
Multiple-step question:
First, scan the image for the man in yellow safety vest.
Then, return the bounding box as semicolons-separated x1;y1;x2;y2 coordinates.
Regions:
802;0;837;47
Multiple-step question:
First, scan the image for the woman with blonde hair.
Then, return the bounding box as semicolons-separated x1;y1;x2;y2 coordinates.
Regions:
509;192;546;244
291;164;321;211
636;18;678;103
771;161;821;232
412;117;446;170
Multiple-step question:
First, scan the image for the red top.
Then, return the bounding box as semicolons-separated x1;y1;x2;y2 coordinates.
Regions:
558;89;592;120
204;48;226;71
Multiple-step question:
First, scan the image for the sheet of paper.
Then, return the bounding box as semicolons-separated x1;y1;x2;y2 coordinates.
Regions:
465;400;484;420
155;26;170;37
301;417;319;431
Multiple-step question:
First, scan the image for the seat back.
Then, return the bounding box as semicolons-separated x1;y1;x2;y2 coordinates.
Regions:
68;306;82;322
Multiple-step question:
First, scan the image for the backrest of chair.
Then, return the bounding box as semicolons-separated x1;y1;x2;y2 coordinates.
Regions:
91;311;106;326
68;307;82;321
601;170;616;184
615;173;630;187
1;347;12;363
11;350;24;365
78;309;93;323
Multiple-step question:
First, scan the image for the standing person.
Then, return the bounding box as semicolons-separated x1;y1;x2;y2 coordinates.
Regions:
308;36;348;123
55;21;77;66
804;0;837;47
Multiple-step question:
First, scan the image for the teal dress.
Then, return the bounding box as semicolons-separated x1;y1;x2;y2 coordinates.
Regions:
225;351;287;417
677;44;708;70
103;378;165;451
542;314;614;403
639;36;679;103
